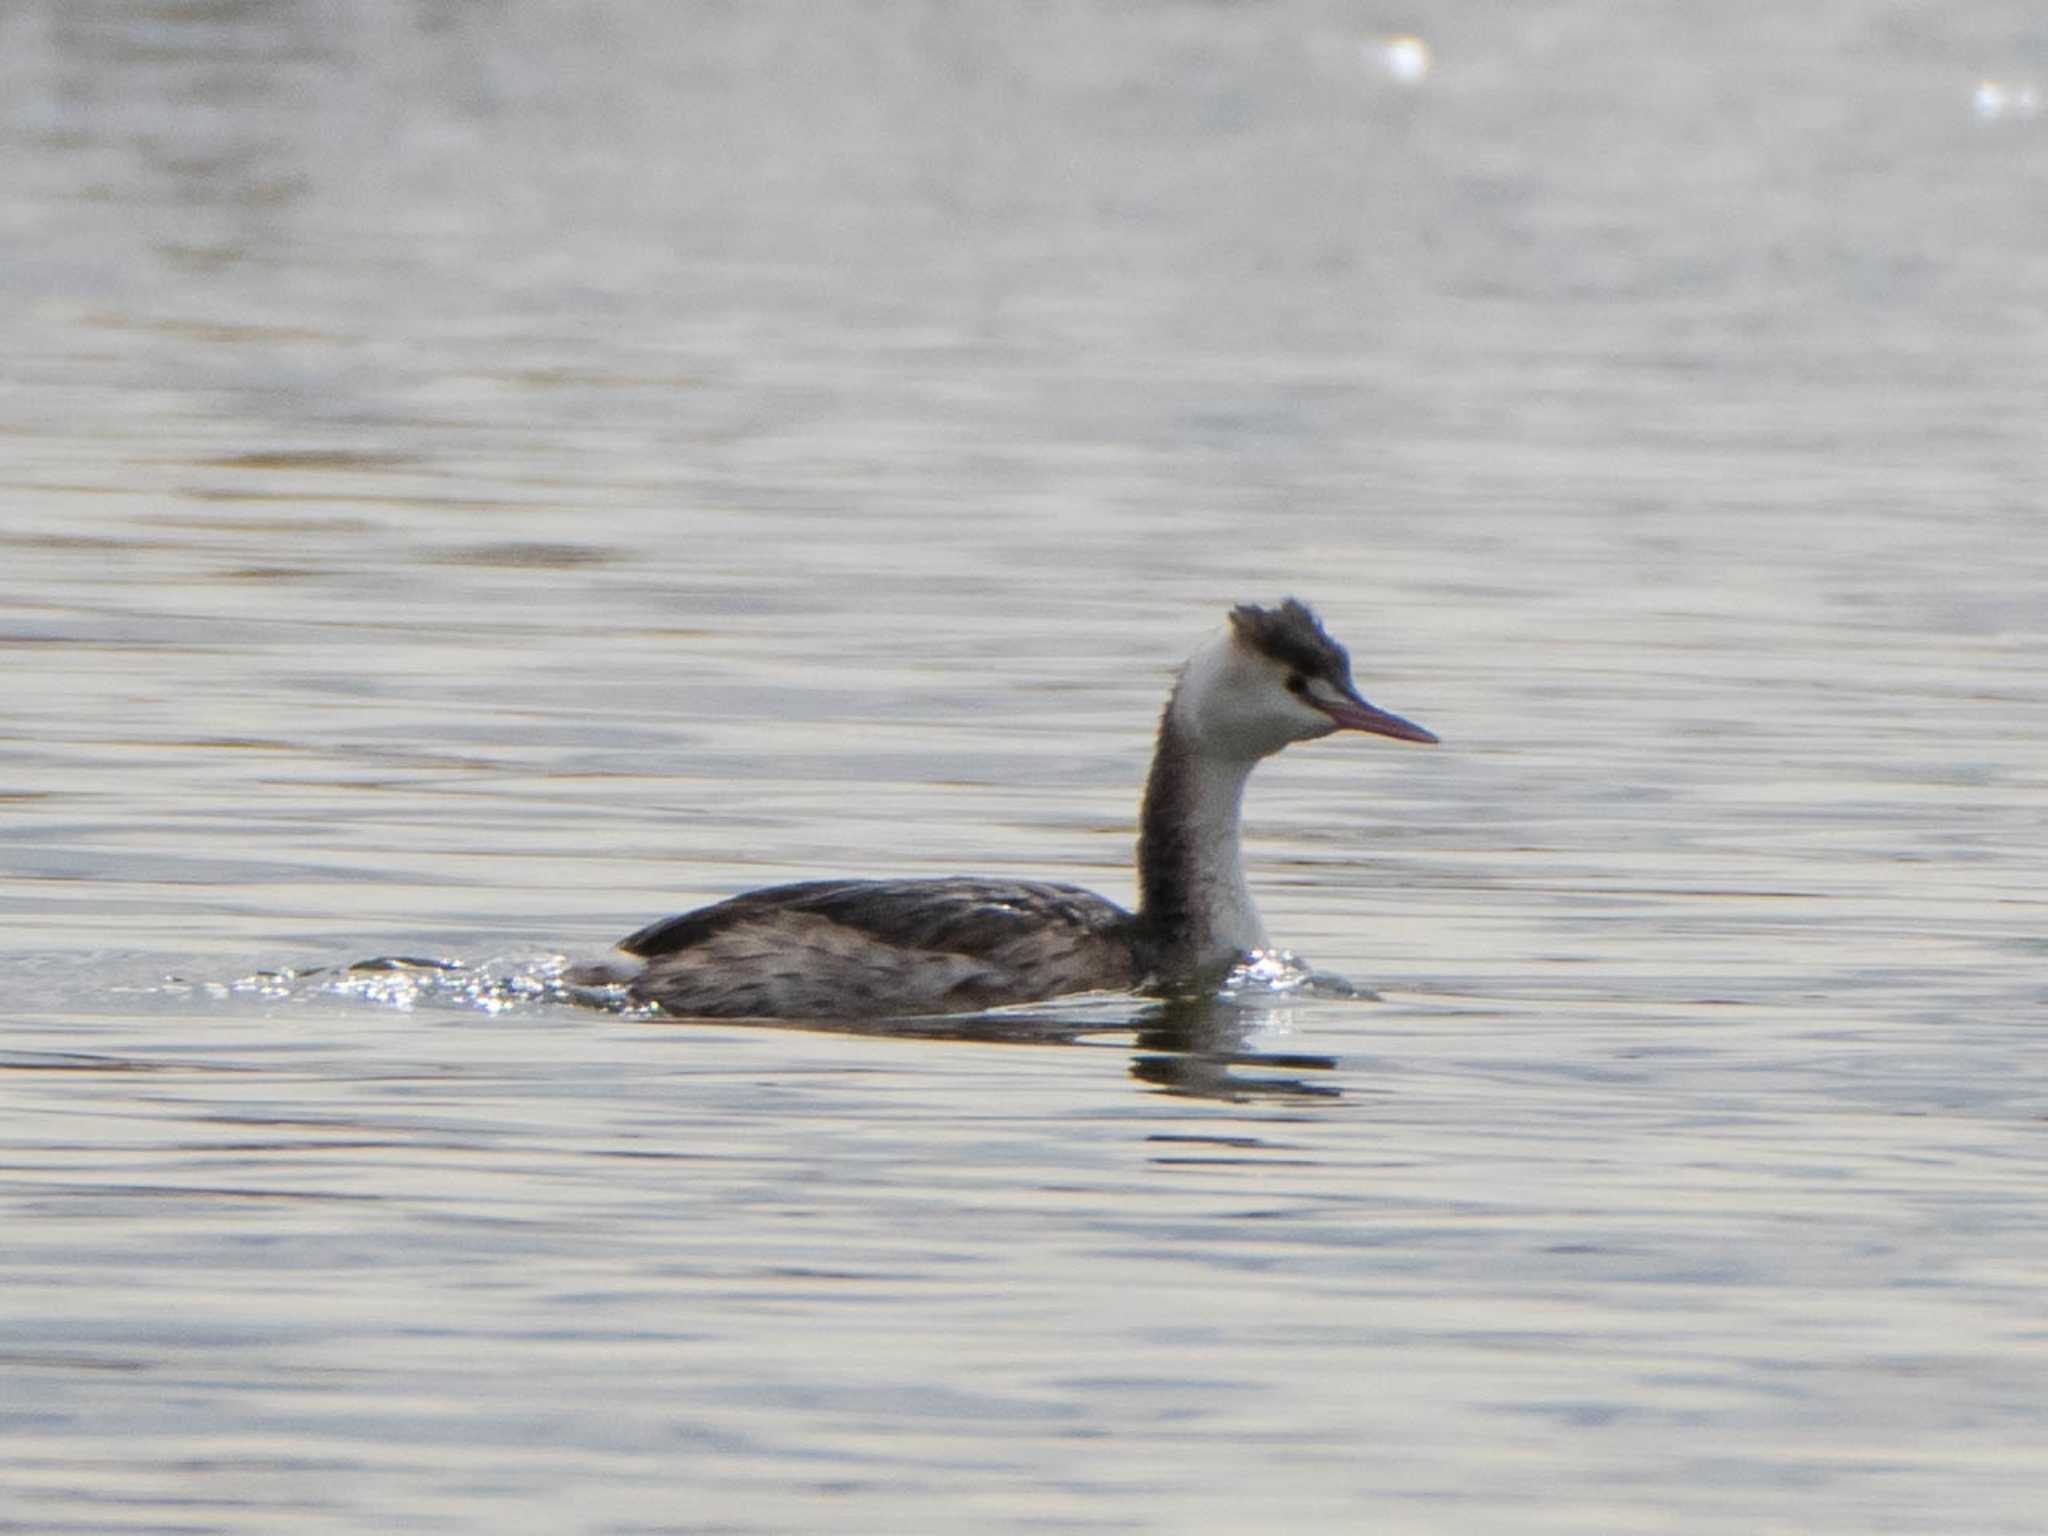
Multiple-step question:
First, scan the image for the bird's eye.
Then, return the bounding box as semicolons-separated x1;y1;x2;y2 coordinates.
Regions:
1285;672;1307;696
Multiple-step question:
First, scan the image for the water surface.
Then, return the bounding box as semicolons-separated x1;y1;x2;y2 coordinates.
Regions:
3;3;2045;1531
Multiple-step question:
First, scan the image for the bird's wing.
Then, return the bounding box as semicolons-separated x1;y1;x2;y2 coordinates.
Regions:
622;877;1133;961
616;878;1143;1019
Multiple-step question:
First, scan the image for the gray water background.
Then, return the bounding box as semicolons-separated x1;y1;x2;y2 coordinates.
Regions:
2;2;2045;1531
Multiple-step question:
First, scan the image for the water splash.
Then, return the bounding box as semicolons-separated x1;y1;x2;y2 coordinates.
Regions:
1217;948;1379;1003
160;954;653;1016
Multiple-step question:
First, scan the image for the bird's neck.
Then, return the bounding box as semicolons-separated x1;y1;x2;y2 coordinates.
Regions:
1135;690;1269;977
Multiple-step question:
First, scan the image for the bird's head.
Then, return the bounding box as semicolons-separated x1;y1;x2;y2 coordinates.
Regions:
1173;598;1438;760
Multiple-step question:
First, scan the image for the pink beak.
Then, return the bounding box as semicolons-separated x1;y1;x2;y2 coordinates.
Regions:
1319;692;1438;744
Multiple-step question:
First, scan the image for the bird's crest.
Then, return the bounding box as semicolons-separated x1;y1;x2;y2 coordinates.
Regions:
1227;598;1353;685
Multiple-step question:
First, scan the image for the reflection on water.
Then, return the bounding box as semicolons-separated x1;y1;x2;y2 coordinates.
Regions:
4;1;2048;1532
1128;997;1346;1101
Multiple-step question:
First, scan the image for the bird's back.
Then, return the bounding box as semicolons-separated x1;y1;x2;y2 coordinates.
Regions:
612;877;1144;1019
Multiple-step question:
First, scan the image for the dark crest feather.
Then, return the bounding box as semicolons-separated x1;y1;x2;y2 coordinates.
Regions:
1226;598;1353;686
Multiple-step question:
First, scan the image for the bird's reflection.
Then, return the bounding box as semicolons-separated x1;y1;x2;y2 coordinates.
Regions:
634;987;1343;1102
1128;993;1342;1100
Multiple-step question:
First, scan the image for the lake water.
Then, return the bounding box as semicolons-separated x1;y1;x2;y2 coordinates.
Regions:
3;2;2045;1531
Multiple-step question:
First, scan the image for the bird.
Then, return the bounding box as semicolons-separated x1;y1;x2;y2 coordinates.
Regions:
570;600;1436;1019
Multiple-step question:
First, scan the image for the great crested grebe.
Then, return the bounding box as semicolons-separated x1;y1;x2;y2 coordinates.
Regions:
573;600;1436;1019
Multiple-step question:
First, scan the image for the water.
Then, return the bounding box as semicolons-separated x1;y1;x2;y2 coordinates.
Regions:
3;2;2046;1530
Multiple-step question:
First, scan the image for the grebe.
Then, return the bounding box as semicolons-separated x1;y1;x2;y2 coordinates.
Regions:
574;600;1436;1019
